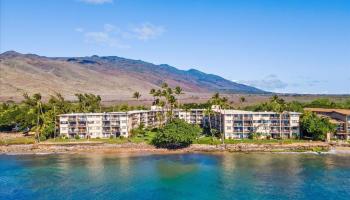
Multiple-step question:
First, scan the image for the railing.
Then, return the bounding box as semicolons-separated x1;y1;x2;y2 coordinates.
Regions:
233;117;243;120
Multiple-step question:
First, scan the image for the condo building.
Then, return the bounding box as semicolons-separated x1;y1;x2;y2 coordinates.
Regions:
173;109;205;125
59;107;300;139
209;109;301;139
304;108;350;139
59;109;165;138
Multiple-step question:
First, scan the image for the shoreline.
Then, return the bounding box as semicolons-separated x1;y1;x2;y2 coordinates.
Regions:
1;142;349;155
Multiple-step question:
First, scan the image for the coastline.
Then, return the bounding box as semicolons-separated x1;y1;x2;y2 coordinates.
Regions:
1;142;349;155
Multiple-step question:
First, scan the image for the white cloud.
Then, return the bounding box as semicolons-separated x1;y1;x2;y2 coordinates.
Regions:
75;27;84;32
76;22;164;48
133;23;165;41
84;31;129;48
238;74;288;92
80;0;113;4
104;24;116;32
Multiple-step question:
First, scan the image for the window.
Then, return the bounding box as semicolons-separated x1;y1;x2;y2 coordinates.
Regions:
226;126;232;130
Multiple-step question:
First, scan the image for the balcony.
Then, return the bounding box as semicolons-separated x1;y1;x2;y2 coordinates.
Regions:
270;117;280;120
270;123;280;126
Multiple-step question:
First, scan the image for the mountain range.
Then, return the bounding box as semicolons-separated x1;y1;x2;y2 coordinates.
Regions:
0;51;266;101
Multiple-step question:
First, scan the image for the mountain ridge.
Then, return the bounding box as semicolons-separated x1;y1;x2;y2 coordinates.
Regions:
0;51;267;101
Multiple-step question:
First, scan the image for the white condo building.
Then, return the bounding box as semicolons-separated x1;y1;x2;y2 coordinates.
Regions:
59;107;300;139
210;109;300;139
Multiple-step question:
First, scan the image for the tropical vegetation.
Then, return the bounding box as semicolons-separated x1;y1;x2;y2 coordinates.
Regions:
152;119;201;149
0;84;349;145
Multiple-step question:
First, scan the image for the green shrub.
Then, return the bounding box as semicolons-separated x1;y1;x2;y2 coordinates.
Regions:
152;119;201;149
300;111;336;140
74;135;80;140
248;132;262;140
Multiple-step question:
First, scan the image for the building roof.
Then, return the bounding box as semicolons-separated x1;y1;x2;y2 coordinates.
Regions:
304;108;350;116
317;114;345;124
219;110;301;115
58;109;301;117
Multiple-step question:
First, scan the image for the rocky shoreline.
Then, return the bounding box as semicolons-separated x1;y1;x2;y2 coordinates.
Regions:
1;142;349;155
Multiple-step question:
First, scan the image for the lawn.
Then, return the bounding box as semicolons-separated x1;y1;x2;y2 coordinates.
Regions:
0;137;36;145
0;133;309;146
194;136;308;145
43;130;157;145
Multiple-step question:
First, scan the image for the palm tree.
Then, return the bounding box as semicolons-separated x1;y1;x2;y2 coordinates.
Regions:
161;82;168;89
167;95;176;121
150;88;156;105
270;95;286;139
132;91;141;100
204;107;214;141
174;86;183;107
210;93;229;144
240;96;246;104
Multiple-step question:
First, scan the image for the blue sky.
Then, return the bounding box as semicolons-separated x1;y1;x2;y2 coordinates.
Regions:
1;0;349;94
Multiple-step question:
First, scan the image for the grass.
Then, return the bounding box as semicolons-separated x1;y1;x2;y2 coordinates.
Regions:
0;137;36;145
195;137;221;145
43;130;157;145
224;139;304;145
0;133;310;146
194;136;308;145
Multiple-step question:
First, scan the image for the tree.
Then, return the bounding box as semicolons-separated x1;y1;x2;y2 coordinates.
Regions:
161;82;168;89
132;91;141;100
240;96;246;104
300;111;336;140
149;88;156;105
75;93;101;112
204;107;214;140
149;82;183;122
174;86;183;107
269;95;287;139
152;119;201;149
210;92;229;144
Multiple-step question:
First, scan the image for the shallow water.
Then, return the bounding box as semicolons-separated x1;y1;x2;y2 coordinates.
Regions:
1;153;350;200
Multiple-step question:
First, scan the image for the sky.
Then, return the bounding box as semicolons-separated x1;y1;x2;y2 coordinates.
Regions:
1;0;349;94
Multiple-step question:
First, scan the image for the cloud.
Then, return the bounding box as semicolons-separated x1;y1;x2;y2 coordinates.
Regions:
238;74;288;92
76;22;164;48
79;24;129;48
84;31;129;48
75;27;84;32
133;23;165;41
80;0;113;4
103;24;116;32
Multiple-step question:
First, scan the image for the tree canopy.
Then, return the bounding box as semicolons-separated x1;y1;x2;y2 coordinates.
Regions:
152;119;201;149
300;111;336;140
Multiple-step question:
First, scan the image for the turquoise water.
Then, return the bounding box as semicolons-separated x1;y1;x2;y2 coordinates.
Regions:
1;153;350;200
